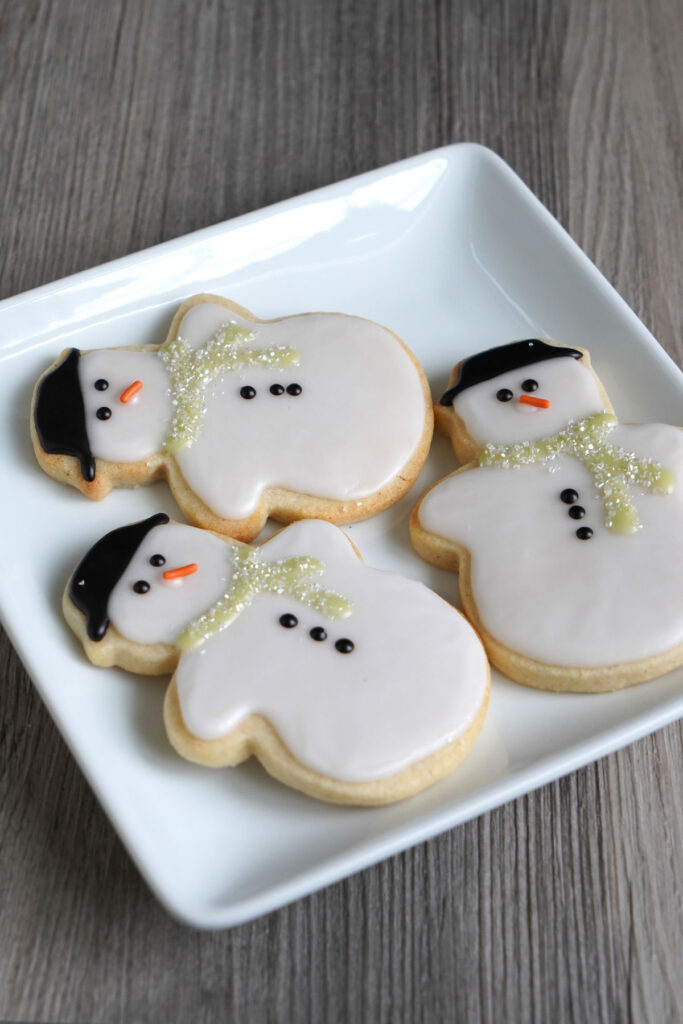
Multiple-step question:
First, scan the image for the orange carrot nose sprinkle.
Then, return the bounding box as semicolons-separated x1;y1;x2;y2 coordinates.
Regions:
163;563;198;580
120;380;143;403
519;394;550;409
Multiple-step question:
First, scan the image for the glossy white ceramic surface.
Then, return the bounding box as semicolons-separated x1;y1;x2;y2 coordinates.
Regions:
1;144;681;928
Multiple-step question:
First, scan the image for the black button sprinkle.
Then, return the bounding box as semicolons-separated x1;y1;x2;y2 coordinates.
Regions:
270;383;285;395
94;379;109;391
576;527;593;540
240;385;256;399
96;407;112;420
279;613;298;628
568;505;585;520
561;488;579;504
521;378;538;392
133;580;150;594
149;554;166;566
335;638;354;654
286;383;302;396
496;388;513;402
310;626;327;641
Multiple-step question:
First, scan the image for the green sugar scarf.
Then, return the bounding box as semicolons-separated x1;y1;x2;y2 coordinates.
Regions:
159;322;300;453
177;545;354;650
479;412;675;534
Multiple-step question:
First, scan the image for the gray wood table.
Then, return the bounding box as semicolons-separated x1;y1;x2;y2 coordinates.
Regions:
1;1;681;1021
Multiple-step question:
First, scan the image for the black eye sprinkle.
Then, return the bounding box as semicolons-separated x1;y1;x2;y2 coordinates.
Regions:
496;388;513;402
521;379;538;392
310;626;327;641
94;379;109;391
568;505;585;520
286;383;302;396
133;580;150;594
149;554;166;567
240;385;256;400
576;527;593;540
270;383;285;395
335;638;354;654
96;407;112;420
279;613;298;628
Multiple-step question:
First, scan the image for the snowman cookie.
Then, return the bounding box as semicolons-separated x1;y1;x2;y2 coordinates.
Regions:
411;339;683;692
32;294;433;541
64;515;489;804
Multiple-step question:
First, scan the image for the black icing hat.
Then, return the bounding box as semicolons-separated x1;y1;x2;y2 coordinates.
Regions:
69;513;170;641
34;348;96;482
440;339;583;406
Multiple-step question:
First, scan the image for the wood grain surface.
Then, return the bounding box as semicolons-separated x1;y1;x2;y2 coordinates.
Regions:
1;0;681;1021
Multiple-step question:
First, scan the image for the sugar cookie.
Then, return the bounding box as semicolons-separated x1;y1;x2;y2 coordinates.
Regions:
411;339;683;692
32;295;433;541
65;516;489;804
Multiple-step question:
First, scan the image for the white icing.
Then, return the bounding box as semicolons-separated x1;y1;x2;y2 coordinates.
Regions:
108;524;234;644
109;519;488;782
451;356;605;446
419;421;683;666
83;303;427;519
80;350;173;462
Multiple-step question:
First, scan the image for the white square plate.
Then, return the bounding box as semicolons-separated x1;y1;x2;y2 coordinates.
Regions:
1;144;681;928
